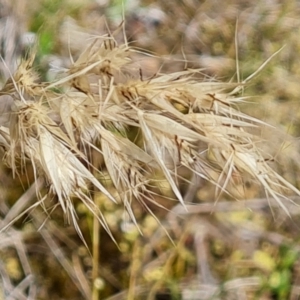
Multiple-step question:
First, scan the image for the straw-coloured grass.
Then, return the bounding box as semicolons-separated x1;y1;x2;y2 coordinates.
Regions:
0;26;299;244
2;0;300;298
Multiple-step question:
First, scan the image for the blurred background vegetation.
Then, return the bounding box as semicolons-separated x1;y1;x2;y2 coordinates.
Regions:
1;0;300;299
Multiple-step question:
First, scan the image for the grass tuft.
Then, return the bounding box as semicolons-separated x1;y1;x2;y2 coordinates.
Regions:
0;26;299;243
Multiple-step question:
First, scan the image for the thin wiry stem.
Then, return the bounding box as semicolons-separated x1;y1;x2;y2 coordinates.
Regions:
92;150;101;300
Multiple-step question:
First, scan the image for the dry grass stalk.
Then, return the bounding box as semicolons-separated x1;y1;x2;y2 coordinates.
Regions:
0;29;299;239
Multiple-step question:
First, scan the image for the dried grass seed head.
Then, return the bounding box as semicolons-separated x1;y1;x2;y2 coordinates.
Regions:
1;31;300;238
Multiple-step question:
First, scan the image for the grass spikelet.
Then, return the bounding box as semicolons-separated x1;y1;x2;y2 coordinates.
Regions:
55;91;97;145
101;137;148;223
0;52;41;98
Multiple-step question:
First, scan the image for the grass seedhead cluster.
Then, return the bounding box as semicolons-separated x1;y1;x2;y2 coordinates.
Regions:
0;29;299;239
